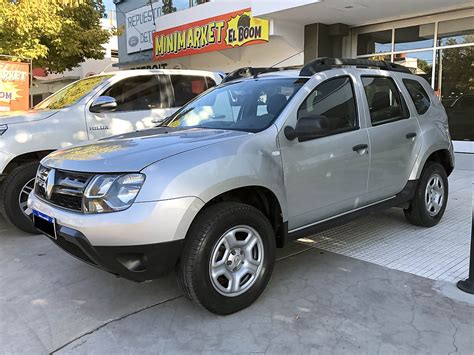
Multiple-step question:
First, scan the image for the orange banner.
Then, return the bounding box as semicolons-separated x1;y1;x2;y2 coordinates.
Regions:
153;8;269;61
0;61;30;112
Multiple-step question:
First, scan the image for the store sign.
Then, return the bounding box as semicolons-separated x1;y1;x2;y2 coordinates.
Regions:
153;9;269;61
0;61;29;112
126;2;163;54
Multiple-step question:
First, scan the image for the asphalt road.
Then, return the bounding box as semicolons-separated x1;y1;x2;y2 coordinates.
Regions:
1;210;473;354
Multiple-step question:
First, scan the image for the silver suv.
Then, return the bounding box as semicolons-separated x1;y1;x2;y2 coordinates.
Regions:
28;58;454;315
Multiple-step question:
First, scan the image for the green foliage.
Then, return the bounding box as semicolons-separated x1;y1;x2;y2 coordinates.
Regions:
0;0;116;73
439;36;474;97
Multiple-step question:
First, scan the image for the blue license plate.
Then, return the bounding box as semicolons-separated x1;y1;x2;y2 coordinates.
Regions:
32;209;57;239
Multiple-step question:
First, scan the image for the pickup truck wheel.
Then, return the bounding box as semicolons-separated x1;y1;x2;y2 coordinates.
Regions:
404;161;448;227
177;202;276;315
0;162;39;234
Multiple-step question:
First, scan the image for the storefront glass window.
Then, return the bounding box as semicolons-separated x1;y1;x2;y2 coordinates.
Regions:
393;51;433;84
437;17;474;46
394;24;435;51
354;14;474;144
434;46;474;141
357;30;392;55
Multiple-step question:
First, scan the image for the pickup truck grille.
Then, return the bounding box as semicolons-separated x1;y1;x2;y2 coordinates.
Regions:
35;165;92;212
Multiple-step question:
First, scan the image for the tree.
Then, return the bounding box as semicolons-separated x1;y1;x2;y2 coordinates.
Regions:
0;0;116;73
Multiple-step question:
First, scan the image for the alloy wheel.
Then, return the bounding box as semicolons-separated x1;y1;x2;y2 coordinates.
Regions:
18;178;35;217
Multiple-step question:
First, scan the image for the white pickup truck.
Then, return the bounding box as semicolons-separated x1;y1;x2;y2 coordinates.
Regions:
0;69;222;233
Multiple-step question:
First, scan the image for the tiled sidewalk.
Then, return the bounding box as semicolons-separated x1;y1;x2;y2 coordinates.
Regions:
301;155;473;283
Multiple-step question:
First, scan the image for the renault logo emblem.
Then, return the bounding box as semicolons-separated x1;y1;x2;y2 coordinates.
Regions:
45;169;56;200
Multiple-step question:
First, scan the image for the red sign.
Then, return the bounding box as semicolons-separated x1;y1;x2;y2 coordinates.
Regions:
0;61;30;112
153;8;269;61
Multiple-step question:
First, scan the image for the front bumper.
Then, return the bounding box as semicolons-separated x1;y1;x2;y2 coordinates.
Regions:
28;193;205;281
51;224;182;282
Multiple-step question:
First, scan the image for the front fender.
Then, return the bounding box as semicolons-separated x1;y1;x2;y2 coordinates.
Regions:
136;127;288;220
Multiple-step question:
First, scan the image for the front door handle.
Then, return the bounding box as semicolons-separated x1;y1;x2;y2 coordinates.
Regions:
406;132;417;139
352;144;369;155
352;144;369;153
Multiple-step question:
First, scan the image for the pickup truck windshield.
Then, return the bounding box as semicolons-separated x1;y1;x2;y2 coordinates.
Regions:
35;75;113;110
164;78;305;132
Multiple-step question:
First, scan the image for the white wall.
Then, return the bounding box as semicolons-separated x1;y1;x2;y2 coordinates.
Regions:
251;0;323;17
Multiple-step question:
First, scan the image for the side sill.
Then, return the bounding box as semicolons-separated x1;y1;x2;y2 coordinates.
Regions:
282;180;418;244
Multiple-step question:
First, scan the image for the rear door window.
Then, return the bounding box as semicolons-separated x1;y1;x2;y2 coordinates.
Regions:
171;75;215;107
361;76;409;125
102;75;162;112
403;78;431;115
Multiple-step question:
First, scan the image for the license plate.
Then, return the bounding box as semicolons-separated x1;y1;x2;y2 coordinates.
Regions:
32;209;57;240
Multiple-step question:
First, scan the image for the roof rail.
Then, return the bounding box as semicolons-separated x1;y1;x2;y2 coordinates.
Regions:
300;57;411;76
222;66;297;83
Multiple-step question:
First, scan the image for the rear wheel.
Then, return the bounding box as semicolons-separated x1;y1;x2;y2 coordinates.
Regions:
177;202;276;315
0;162;39;234
404;161;448;227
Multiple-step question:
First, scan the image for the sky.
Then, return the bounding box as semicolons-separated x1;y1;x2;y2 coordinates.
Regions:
103;0;116;11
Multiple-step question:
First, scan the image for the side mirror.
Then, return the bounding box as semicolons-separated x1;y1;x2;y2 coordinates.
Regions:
90;96;117;113
284;115;329;141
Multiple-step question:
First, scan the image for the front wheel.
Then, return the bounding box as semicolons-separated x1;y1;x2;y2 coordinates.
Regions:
404;161;448;227
0;162;39;234
177;202;276;315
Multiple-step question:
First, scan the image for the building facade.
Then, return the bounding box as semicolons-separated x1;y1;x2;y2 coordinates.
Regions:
114;0;473;152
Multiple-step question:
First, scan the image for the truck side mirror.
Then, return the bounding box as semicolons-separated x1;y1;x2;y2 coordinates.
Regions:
90;96;117;113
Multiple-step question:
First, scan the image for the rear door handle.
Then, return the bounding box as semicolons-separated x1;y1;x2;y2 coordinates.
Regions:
406;132;417;139
352;144;368;152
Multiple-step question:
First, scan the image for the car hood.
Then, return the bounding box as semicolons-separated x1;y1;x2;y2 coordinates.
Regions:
42;127;250;173
0;109;60;125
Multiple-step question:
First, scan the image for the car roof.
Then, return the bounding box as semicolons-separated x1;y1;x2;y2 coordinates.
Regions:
95;69;223;78
222;59;415;84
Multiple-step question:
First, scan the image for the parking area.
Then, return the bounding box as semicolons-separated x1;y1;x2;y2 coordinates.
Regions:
1;154;473;354
303;160;473;283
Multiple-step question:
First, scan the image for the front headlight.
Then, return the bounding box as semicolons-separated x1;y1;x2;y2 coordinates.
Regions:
83;173;145;213
0;124;7;135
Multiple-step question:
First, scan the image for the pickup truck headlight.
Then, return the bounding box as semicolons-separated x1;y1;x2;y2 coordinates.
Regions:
83;173;145;213
0;124;7;135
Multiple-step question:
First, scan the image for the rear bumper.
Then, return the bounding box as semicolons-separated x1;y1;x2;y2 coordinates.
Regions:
49;223;183;282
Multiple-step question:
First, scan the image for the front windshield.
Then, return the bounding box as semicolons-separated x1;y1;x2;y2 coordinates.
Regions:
35;75;113;110
164;77;305;132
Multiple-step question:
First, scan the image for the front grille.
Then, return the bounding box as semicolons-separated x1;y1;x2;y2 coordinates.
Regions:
35;165;92;212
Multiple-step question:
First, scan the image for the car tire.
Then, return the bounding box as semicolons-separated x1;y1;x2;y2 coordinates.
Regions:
404;161;448;227
177;202;276;315
0;161;39;234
